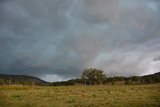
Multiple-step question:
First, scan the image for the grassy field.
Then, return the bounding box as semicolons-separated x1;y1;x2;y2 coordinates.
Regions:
0;84;160;107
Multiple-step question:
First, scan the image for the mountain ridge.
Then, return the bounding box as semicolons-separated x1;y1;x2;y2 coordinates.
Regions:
0;72;159;86
0;74;48;86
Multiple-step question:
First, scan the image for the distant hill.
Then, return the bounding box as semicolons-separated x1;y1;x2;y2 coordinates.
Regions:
140;72;160;84
0;74;48;86
51;72;160;86
0;72;159;86
105;72;160;85
142;72;160;78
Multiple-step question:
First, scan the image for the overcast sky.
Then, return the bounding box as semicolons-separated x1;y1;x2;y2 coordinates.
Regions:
0;0;160;82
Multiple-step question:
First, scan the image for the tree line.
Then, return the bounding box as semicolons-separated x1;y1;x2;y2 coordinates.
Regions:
51;68;160;86
0;68;160;86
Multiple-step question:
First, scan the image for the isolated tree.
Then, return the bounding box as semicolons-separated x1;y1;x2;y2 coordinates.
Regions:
81;68;106;85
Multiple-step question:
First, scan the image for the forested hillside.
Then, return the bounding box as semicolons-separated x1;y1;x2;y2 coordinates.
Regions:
51;72;160;86
0;72;159;86
0;74;48;86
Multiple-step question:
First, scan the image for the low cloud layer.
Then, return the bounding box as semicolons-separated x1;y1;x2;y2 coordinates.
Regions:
0;0;160;81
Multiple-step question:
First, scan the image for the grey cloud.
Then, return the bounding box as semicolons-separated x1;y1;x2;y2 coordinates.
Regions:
153;55;160;62
0;0;160;81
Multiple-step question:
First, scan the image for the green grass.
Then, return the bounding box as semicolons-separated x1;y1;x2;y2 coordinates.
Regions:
0;84;160;107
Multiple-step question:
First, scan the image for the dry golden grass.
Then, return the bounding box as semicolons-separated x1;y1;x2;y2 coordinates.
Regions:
0;84;160;107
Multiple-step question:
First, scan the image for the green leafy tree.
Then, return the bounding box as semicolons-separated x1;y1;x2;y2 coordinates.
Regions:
81;68;106;85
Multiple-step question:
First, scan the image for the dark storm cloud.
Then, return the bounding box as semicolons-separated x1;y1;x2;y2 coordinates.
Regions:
0;0;160;81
